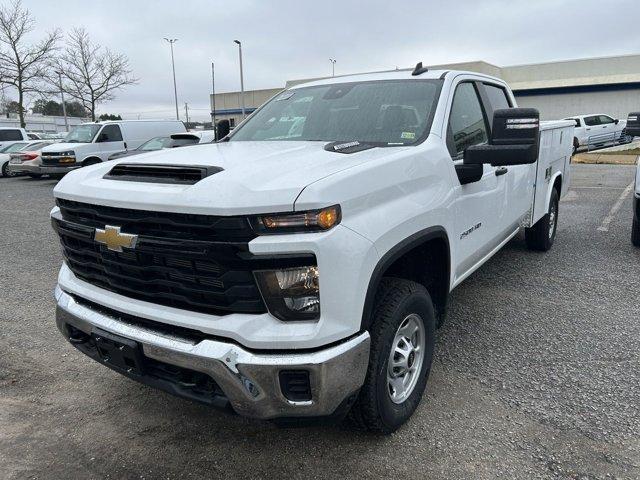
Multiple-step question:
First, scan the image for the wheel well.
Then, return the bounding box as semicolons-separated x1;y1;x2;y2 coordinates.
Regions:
82;157;101;166
362;233;450;329
553;175;562;195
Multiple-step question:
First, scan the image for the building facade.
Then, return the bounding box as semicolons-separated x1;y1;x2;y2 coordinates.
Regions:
0;113;88;133
210;54;640;126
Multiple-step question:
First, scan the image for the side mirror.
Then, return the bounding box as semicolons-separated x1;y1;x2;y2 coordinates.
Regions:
464;108;540;167
97;133;109;143
626;113;640;137
614;118;620;125
216;119;230;141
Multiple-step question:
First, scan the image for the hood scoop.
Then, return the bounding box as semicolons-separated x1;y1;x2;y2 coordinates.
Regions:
104;163;223;185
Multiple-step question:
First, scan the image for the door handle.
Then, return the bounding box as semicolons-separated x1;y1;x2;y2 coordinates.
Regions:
495;167;508;176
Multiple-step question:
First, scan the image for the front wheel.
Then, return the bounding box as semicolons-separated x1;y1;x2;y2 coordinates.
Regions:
349;278;435;433
526;188;559;251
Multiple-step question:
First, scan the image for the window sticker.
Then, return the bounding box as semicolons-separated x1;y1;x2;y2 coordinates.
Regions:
400;132;416;139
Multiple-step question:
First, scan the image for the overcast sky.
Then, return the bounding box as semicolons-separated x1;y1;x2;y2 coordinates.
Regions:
14;0;640;120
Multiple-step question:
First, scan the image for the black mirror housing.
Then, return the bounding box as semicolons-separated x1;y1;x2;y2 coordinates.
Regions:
216;119;231;141
464;108;540;167
626;112;640;137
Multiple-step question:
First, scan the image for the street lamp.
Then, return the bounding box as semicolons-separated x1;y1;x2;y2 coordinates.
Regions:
164;38;179;120
234;40;246;118
55;71;69;132
329;58;336;77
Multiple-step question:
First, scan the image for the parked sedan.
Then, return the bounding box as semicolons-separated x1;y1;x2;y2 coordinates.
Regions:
564;114;629;153
0;141;41;177
6;140;56;178
107;131;215;161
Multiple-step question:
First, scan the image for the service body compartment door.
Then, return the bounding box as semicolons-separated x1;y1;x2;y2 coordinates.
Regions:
530;122;573;225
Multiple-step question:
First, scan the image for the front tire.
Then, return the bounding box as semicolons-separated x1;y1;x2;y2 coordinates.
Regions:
526;188;559;251
349;278;435;433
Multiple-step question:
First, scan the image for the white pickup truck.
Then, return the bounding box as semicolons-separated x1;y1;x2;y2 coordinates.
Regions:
51;66;573;433
625;113;640;247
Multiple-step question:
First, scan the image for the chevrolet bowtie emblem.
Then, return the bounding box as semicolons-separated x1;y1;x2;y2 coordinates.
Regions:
94;225;138;252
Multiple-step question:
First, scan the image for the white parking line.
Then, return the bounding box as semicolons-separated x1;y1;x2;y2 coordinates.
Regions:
597;182;635;232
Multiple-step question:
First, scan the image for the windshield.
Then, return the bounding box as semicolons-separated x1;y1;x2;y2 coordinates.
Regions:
230;79;442;146
64;124;101;143
1;142;28;152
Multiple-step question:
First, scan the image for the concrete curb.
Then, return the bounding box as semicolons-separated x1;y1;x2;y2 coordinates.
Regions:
572;153;639;165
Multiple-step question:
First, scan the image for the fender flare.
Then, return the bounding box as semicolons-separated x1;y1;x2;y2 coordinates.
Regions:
545;172;563;211
360;226;450;330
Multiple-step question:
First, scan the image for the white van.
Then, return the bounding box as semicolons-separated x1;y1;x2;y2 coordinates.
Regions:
39;120;185;175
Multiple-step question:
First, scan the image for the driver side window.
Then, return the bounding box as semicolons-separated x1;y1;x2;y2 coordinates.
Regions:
447;83;488;158
98;124;123;142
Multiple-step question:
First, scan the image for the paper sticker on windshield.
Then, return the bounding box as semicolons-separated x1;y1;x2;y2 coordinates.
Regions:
275;91;295;101
400;132;416;139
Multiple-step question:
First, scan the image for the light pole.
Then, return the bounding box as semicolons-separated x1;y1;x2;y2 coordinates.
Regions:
211;62;217;136
57;71;69;132
329;58;336;77
234;40;246;118
164;38;179;120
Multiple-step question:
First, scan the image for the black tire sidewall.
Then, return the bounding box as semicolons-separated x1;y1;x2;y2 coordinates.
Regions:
2;162;12;177
374;290;436;431
547;189;559;247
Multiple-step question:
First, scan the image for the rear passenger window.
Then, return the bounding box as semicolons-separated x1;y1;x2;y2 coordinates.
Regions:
483;84;511;111
0;129;24;141
584;116;600;126
447;83;488;157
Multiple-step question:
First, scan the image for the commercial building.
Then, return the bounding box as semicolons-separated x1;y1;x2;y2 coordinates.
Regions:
211;54;640;126
0;113;87;133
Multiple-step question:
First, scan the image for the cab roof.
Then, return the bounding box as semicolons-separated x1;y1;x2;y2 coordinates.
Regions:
289;69;505;89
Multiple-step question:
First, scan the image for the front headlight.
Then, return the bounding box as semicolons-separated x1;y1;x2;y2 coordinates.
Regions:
254;266;320;321
254;205;340;234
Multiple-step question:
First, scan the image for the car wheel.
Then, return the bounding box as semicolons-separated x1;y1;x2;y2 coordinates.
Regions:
1;162;15;177
632;216;640;247
349;278;435;434
526;188;559;251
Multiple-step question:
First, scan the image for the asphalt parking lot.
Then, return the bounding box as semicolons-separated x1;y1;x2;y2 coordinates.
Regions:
1;163;639;479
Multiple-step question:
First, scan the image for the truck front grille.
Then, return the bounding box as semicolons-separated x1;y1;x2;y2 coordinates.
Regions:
52;200;315;316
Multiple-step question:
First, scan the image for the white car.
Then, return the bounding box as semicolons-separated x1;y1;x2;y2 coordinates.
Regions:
6;140;56;178
39;120;186;176
0;140;48;177
564;114;628;152
0;127;29;150
51;67;572;433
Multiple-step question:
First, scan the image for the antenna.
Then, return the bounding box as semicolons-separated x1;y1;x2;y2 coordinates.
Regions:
412;62;429;76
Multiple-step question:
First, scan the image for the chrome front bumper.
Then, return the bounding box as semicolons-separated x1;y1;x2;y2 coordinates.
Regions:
55;286;370;419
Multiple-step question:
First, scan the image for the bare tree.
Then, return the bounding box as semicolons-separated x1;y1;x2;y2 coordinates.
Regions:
0;0;59;127
57;28;137;121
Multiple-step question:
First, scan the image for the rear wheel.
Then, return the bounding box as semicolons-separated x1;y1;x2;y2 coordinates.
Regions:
632;216;640;247
1;162;15;177
349;278;435;433
526;188;559;251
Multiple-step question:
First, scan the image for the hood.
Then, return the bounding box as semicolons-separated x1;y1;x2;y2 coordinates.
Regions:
42;142;88;152
53;141;407;215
